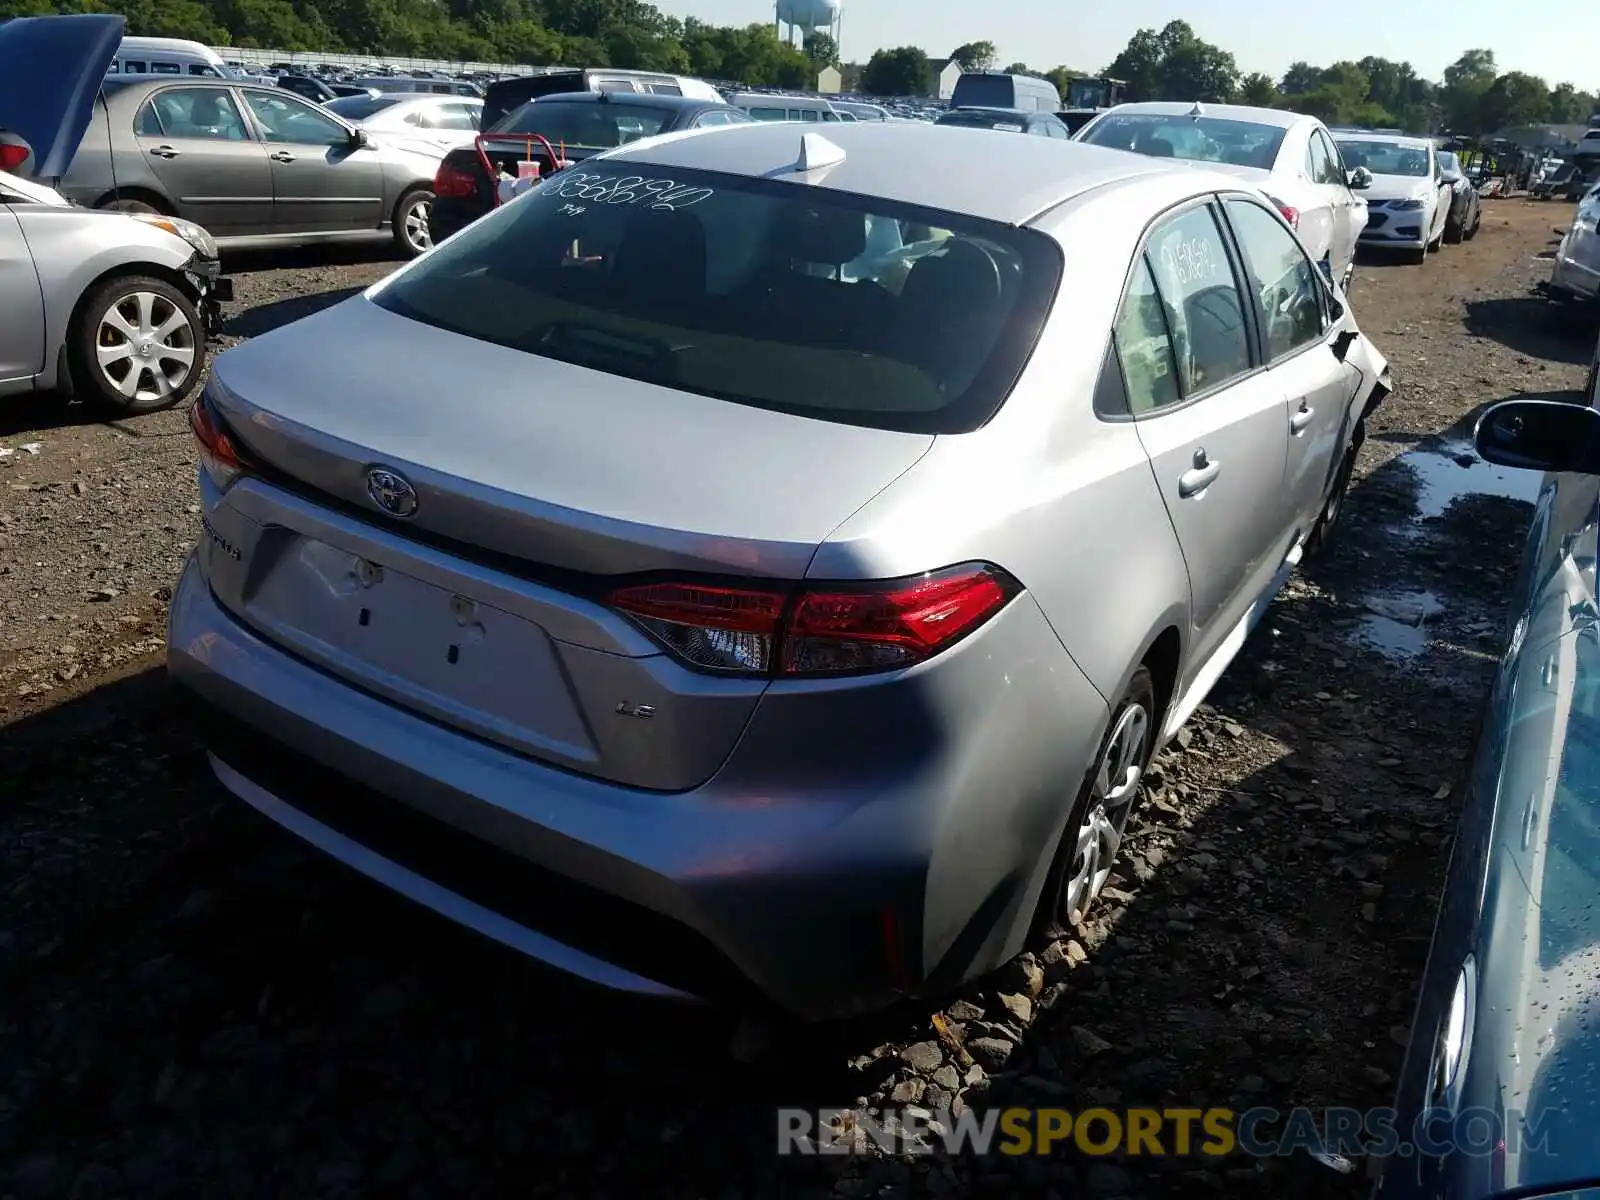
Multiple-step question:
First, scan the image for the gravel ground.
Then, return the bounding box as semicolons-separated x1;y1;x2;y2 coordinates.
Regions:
1;203;1594;1199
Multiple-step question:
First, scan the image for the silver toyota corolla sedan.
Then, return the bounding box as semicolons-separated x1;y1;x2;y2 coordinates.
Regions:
168;121;1392;1019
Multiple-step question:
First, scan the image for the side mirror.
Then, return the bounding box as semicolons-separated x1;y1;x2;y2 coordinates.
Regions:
1348;166;1373;190
349;126;370;148
1329;327;1357;362
1475;399;1600;473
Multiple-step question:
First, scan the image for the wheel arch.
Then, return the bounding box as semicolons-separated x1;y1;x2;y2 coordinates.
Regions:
56;264;203;398
93;186;176;215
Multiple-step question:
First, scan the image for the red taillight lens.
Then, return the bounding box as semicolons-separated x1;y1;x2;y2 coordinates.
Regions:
607;563;1018;677
1277;204;1300;229
188;390;247;487
0;141;30;171
607;582;784;673
433;160;476;199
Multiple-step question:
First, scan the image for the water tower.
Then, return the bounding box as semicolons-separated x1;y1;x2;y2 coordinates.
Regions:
775;0;842;56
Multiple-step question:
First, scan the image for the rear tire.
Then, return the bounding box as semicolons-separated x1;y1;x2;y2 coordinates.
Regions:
1308;420;1364;554
393;187;434;258
68;274;206;415
1033;667;1157;937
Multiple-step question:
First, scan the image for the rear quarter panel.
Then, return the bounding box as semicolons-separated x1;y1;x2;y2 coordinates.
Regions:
813;176;1193;709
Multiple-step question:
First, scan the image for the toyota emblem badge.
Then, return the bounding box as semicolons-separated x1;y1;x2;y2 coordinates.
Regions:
366;467;419;518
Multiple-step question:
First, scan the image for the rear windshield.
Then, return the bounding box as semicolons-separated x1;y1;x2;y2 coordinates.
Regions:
950;76;1017;108
325;94;404;121
491;100;670;146
1335;139;1430;176
1081;114;1287;170
371;162;1061;433
937;110;1025;132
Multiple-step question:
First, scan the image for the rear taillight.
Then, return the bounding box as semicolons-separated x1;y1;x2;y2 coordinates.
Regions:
188;389;248;489
607;563;1019;677
0;141;29;171
1277;204;1300;229
433;159;477;199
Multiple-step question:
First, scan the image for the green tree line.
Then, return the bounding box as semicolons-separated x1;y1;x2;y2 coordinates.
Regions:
0;0;819;87
4;0;1593;131
862;22;1597;134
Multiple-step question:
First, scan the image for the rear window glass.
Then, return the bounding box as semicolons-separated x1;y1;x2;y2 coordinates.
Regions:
492;100;669;146
324;94;404;121
937;110;1025;131
372;162;1062;433
1081;114;1287;170
950;76;1016;108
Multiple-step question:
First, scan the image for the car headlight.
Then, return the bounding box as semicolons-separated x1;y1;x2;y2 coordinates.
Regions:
128;212;218;260
1391;198;1426;210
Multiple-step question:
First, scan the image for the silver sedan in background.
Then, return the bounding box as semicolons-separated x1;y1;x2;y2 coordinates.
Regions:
167;121;1391;1018
1;13;228;414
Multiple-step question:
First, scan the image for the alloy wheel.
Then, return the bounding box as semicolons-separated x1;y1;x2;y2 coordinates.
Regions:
95;291;197;405
404;197;433;253
1061;699;1150;926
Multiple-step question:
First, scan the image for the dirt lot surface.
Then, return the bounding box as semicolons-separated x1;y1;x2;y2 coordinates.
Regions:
1;204;1594;1199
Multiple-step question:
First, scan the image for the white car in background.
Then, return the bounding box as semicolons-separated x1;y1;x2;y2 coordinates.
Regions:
1331;132;1451;263
1076;101;1369;291
1550;180;1600;305
322;93;482;159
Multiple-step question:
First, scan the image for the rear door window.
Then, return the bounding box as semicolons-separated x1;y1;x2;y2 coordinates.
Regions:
141;88;251;141
371;161;1063;433
1144;204;1252;396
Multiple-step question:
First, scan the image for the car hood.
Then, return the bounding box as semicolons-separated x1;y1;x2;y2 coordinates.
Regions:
0;14;124;182
0;168;70;206
1363;173;1437;202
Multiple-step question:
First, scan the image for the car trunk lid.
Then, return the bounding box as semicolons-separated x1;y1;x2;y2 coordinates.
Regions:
0;13;124;183
199;295;933;789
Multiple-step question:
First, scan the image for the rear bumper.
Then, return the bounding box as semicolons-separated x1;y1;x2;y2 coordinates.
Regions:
427;195;488;244
167;553;1107;1019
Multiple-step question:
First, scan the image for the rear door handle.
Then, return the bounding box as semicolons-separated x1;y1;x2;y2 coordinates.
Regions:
149;145;180;158
269;150;296;163
1290;403;1315;434
1178;450;1222;498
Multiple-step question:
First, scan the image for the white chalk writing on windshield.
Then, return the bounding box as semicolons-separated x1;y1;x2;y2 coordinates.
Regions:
541;172;714;211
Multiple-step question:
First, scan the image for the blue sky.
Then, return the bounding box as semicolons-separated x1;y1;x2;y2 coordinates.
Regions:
652;0;1598;89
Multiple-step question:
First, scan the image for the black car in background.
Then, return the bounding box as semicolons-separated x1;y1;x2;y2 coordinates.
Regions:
933;107;1072;138
428;91;750;243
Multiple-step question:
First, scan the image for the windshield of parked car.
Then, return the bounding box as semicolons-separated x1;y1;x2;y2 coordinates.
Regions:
1079;114;1287;169
1335;139;1431;176
324;94;404;121
491;100;671;146
935;109;1027;131
371;162;1062;433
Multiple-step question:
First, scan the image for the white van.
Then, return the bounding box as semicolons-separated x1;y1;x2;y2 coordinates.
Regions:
725;93;843;123
109;37;234;78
